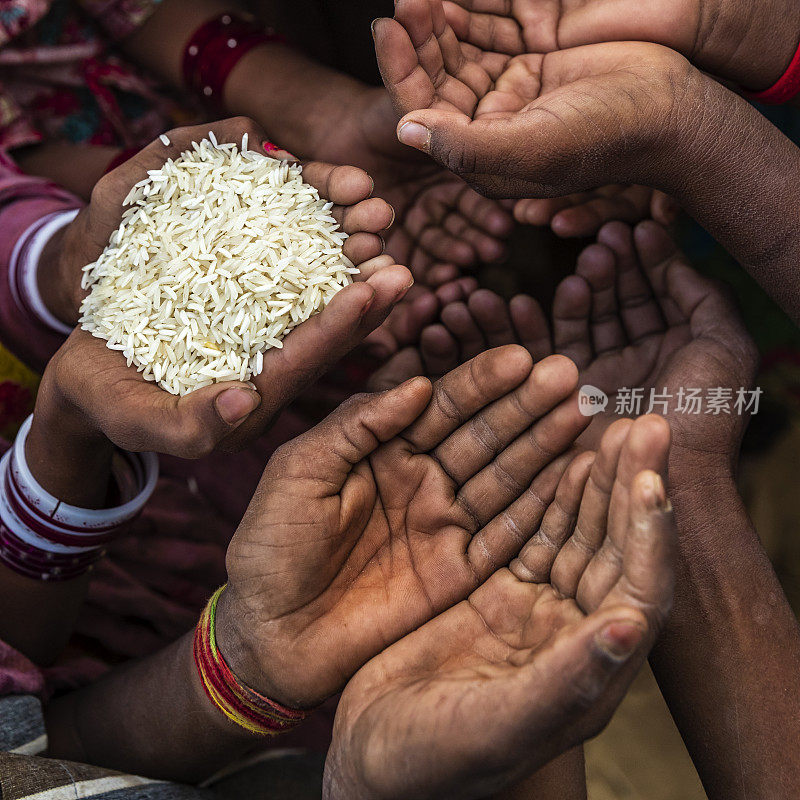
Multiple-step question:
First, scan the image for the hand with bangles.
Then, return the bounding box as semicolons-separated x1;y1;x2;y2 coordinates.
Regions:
323;413;675;800
374;0;800;321
216;346;592;710
35;117;415;455
42;347;662;783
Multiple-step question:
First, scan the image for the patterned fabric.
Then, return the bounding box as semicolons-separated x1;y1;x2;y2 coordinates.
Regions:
0;696;210;800
0;0;178;151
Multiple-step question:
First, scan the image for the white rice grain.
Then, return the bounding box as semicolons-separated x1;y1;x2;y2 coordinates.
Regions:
80;137;357;396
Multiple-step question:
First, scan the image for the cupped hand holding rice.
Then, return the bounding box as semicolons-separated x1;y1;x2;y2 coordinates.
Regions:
43;118;411;458
81;133;362;396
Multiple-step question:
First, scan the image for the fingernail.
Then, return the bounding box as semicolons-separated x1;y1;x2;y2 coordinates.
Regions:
380;235;386;254
359;294;376;319
263;141;298;160
643;472;671;512
398;121;430;152
216;388;260;425
395;279;415;301
596;620;646;661
388;205;396;229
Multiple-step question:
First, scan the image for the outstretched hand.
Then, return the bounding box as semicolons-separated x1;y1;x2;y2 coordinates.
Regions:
374;0;699;201
440;0;800;91
324;414;675;800
549;221;759;459
218;346;591;708
373;221;758;474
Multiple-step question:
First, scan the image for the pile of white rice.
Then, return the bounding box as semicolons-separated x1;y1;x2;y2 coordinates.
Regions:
79;134;358;396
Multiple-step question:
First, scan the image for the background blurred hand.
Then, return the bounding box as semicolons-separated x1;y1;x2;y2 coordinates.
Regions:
369;285;548;388
371;221;758;479
324;414;675;800
548;221;759;463
218;347;591;708
311;87;514;285
515;185;679;239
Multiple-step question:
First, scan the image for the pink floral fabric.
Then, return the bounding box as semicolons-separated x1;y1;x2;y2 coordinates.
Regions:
0;0;177;151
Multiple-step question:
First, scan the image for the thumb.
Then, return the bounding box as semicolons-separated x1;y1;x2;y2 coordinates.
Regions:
396;108;617;200
95;376;260;458
267;376;433;491
169;381;262;457
521;605;653;749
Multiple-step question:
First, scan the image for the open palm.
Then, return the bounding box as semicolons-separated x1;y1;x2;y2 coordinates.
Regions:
374;0;696;201
220;346;590;708
550;222;759;456
440;0;793;90
324;414;675;800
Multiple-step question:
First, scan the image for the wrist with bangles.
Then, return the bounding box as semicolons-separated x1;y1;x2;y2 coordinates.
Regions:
194;585;310;735
182;12;287;107
103;12;287;175
0;415;158;581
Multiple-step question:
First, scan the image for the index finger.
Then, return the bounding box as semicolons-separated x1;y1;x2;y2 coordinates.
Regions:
401;344;534;452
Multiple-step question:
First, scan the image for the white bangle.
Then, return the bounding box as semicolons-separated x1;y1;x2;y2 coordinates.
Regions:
0;415;159;581
9;209;79;336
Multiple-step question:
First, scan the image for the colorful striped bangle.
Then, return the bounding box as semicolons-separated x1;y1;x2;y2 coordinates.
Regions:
193;586;309;736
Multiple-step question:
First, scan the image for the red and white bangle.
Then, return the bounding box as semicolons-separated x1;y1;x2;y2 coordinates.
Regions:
9;209;79;337
0;416;158;581
745;38;800;104
182;12;286;105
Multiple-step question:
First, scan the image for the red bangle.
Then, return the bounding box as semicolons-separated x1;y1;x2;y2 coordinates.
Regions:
745;38;800;104
193;586;309;735
182;13;286;106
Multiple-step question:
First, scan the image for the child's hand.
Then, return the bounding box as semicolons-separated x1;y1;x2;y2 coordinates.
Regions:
441;0;800;92
292;87;515;287
364;276;478;360
323;415;675;800
515;185;679;239
375;4;698;200
35;118;415;455
217;346;592;709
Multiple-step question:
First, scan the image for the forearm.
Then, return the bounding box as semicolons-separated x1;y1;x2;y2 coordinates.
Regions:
224;42;369;159
651;73;800;322
124;0;367;160
14;143;118;201
121;0;234;89
649;464;800;799
26;377;113;509
0;403;110;662
45;632;256;781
